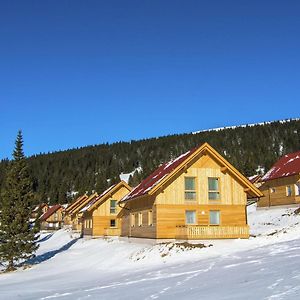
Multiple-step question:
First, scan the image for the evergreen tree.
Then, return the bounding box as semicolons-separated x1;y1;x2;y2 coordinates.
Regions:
0;131;39;271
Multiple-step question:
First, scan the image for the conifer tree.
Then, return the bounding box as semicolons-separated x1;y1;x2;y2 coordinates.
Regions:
0;131;39;271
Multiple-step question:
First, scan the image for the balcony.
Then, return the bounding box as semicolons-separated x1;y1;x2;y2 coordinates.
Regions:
104;228;121;236
175;225;249;239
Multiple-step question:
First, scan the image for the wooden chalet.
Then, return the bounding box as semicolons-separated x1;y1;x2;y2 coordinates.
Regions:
258;150;300;207
66;193;98;232
64;194;89;226
81;181;132;237
40;204;64;230
118;143;263;240
31;203;49;220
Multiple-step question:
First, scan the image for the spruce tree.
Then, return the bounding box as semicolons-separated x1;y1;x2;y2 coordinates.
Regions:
0;131;39;271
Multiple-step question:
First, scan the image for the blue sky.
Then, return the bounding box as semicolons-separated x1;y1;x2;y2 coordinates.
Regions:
1;1;299;159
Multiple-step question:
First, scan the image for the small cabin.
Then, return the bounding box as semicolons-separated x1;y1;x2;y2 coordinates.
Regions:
68;193;98;232
31;203;49;220
81;181;132;237
64;194;89;226
118;143;262;240
258;150;300;207
40;205;64;230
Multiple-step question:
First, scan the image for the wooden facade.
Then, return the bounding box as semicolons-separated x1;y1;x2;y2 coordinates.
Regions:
258;174;300;207
40;205;64;230
82;181;132;237
119;143;262;240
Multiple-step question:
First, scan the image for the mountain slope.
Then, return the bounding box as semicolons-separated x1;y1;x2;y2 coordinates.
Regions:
0;118;299;204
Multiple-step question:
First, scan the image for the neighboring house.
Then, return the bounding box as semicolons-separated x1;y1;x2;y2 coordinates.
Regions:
247;175;263;205
81;181;132;237
31;203;49;220
118;143;262;240
248;175;263;188
258;150;300;207
64;194;89;226
40;204;64;230
68;193;98;232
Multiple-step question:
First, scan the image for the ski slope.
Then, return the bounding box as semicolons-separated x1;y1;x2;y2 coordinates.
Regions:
1;205;300;299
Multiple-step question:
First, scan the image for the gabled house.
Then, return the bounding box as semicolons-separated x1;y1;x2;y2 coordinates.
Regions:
258;150;300;207
31;203;49;220
64;194;89;226
69;193;98;232
40;204;64;230
81;181;132;237
118;143;262;240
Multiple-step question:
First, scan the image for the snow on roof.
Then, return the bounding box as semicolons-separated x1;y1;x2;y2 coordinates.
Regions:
262;150;300;182
248;175;261;184
121;148;198;202
40;205;61;221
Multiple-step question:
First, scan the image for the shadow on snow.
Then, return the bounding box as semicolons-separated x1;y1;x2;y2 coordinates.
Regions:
24;238;80;266
37;233;54;243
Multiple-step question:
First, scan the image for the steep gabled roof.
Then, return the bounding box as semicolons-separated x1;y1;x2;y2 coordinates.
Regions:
248;175;262;184
70;193;98;216
80;181;132;213
262;150;300;182
121;143;263;202
40;205;61;221
66;194;89;214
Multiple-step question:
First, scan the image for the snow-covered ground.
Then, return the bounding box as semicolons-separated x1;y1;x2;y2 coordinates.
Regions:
1;205;300;299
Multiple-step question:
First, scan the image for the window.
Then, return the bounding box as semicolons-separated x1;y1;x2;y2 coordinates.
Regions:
138;213;143;226
185;210;196;224
130;214;135;227
185;177;196;200
295;183;300;196
286;185;292;197
110;219;116;227
110;200;117;214
270;188;276;193
148;210;153;226
209;211;220;225
89;219;93;228
208;178;220;200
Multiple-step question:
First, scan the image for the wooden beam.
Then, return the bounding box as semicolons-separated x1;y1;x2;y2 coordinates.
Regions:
221;166;228;173
244;187;251;192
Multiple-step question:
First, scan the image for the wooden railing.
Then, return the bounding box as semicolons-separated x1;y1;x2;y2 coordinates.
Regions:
104;228;121;236
175;225;249;239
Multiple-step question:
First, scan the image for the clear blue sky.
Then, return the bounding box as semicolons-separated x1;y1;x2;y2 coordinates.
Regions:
1;1;300;159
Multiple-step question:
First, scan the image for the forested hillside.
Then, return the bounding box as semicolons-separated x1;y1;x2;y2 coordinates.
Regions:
1;119;299;205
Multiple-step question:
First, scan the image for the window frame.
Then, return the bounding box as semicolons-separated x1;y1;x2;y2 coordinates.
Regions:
110;219;116;228
286;185;292;197
148;210;153;226
110;199;117;214
184;176;197;201
185;210;197;225
209;210;221;226
295;183;300;196
130;213;135;227
138;212;143;227
208;177;221;200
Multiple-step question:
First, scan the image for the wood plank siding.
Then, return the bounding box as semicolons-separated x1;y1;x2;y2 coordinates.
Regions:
119;143;261;240
258;174;300;207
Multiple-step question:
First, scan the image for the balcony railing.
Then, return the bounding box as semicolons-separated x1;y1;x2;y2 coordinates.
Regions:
104;228;121;236
175;225;249;239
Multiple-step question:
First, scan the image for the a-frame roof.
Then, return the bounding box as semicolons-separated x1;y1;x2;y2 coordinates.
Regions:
70;192;98;216
262;150;300;182
40;204;62;221
121;142;263;202
80;181;132;213
65;194;89;214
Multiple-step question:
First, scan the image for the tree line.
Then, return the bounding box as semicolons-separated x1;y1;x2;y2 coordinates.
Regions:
0;119;299;205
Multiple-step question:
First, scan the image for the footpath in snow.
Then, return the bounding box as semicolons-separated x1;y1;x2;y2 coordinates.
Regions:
1;204;300;299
